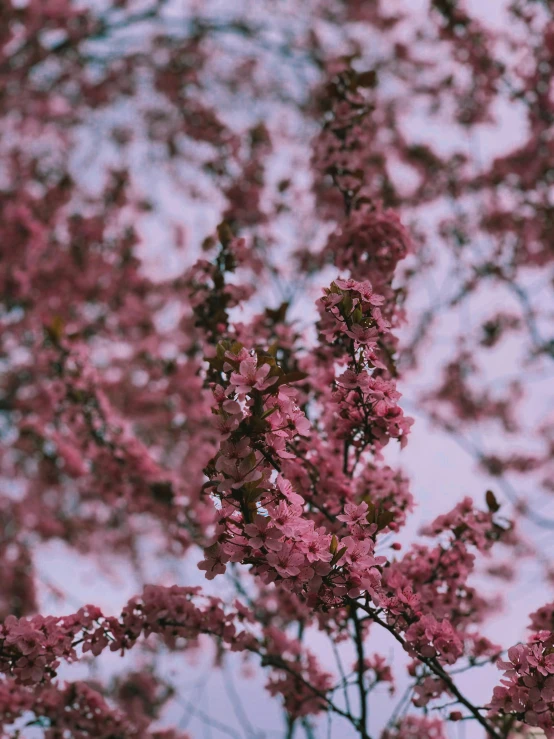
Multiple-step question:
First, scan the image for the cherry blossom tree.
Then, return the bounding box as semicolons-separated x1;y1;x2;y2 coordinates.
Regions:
1;0;554;737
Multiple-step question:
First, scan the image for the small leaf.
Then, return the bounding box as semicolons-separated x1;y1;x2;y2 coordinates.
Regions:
486;490;500;513
243;486;262;503
150;481;174;505
366;501;376;525
261;405;278;420
329;534;338;555
377;510;395;531
341;292;354;316
330;546;348;567
265;302;289;322
357;70;378;88
230;341;244;355
276;371;308;387
45;315;64;343
217;221;234;247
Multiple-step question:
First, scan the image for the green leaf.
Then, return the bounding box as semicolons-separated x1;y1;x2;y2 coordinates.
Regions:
330;546;348;567
276;371;308;387
377;510;395;531
261;405;278;420
342;292;354;316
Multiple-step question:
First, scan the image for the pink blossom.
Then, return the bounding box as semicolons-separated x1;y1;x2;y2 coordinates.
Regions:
244;516;283;551
230;357;277;395
266;543;305;577
337;501;369;526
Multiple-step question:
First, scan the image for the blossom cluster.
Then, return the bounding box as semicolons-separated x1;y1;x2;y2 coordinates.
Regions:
0;586;241;685
0;678;190;739
405;615;463;667
489;635;554;738
316;278;412;451
264;627;334;716
530;603;554;633
0;585;333;721
196;333;393;606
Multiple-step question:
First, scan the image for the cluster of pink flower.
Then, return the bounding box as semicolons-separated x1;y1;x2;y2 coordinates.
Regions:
412;675;451;709
0;586;238;685
354;465;414;531
379;495;514;649
310;65;389;219
530;602;554;632
488;635;554;737
0;676;190;738
264;627;334;716
0;174;221;560
0;612;79;685
383;539;498;637
308;63;412;330
316;278;413;451
195;318;397;607
404;615;463;667
327;208;412;296
0;584;335;721
200;429;385;606
420;495;509;551
378;495;518;641
19;341;207;549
